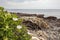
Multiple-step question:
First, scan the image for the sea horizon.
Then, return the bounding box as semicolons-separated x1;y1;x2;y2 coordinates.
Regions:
6;9;60;18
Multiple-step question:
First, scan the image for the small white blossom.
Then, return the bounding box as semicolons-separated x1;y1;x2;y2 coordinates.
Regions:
17;25;22;29
6;25;9;29
13;18;18;21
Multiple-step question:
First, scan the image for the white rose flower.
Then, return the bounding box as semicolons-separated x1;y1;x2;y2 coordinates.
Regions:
13;18;18;21
17;25;22;29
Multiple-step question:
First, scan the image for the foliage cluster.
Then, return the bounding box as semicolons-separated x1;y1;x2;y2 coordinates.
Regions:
0;7;31;40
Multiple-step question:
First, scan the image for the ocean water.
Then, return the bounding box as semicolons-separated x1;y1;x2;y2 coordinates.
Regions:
6;9;60;18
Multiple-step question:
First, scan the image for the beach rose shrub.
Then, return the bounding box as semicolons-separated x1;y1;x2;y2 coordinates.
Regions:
0;7;31;40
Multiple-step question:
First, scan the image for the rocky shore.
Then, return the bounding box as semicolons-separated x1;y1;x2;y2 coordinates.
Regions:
16;13;60;40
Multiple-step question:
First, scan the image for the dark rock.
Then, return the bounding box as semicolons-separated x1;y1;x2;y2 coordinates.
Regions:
58;29;60;33
45;16;57;20
21;17;49;29
36;14;44;18
57;19;60;22
56;23;60;27
22;21;41;30
16;13;36;17
16;13;44;18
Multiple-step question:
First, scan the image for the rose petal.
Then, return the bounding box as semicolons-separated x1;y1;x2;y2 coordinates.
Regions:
17;25;22;29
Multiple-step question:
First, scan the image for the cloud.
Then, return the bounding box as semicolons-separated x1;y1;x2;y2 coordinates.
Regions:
0;0;60;9
4;0;46;9
0;0;39;9
7;0;38;2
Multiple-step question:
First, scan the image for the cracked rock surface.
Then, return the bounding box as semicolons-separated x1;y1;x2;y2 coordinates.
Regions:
17;13;60;40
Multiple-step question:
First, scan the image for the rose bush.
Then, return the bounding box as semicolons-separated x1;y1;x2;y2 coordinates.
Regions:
0;7;31;40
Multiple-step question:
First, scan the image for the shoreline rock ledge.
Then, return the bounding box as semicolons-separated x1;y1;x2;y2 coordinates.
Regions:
16;13;60;40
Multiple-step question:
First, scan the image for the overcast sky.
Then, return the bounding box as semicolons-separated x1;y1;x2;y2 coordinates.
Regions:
0;0;60;9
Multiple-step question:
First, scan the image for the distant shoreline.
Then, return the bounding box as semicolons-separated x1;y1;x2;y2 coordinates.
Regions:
10;12;60;19
10;12;60;20
6;9;60;18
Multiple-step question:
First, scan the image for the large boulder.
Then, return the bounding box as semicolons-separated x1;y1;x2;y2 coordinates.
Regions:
21;17;49;30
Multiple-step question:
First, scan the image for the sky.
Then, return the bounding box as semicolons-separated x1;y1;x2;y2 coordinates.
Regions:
0;0;60;9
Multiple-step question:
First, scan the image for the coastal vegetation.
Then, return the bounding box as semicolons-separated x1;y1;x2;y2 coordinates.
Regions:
0;7;31;40
0;7;60;40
